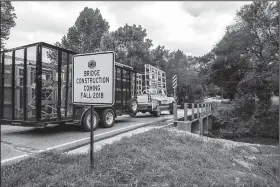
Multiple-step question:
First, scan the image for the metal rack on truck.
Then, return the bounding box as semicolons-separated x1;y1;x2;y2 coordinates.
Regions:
142;64;167;92
0;42;139;131
133;64;174;117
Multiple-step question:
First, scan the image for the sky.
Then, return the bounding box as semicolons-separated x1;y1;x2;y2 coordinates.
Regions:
5;1;252;57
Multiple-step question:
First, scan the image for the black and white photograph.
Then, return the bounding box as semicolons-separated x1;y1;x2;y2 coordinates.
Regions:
1;1;279;186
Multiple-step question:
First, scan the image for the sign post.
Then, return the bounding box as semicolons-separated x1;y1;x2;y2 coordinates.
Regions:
90;105;94;172
172;75;177;125
72;51;115;172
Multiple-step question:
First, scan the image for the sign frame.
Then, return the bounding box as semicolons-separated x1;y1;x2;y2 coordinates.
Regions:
172;75;177;88
172;74;177;125
72;51;115;106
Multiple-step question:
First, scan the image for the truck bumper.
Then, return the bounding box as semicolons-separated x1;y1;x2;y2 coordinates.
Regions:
138;104;152;111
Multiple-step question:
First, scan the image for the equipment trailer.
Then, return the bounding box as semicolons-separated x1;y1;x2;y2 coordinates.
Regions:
0;42;139;131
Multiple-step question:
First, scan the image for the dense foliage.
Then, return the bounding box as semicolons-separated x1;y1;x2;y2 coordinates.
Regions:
210;1;278;102
209;1;279;138
52;2;278;137
57;7;110;53
51;7;206;102
0;1;17;50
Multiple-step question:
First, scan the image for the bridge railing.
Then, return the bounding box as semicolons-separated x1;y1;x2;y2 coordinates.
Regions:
182;102;213;121
175;102;214;135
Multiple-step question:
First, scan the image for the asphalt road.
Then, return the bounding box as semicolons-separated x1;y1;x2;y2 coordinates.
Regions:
1;110;185;164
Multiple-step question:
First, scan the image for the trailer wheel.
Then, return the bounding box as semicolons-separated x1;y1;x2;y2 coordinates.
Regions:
128;98;138;116
82;109;99;132
169;102;174;114
100;108;115;128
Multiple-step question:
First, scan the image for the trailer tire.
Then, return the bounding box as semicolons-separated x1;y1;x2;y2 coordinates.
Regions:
169;102;174;114
128;98;138;116
82;109;99;132
100;108;115;128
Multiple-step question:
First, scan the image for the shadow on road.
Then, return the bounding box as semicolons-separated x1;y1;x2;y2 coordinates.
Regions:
3;124;84;136
132;113;171;118
3;113;173;136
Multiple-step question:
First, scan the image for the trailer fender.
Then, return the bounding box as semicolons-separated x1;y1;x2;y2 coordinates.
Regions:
79;106;90;123
95;107;117;118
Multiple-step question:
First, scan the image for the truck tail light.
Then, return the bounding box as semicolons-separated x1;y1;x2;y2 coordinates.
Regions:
148;94;152;102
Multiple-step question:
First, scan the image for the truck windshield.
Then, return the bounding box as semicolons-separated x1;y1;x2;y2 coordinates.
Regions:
144;89;166;95
148;89;158;95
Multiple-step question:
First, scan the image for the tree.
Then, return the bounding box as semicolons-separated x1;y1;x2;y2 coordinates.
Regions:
163;49;201;102
1;1;17;50
234;1;279;106
149;45;169;70
167;49;187;69
165;50;187;90
197;52;215;77
210;54;250;100
208;2;279;100
193;84;204;99
208;1;279;113
237;1;279;67
207;83;222;97
100;24;153;71
196;52;216;96
58;7;109;53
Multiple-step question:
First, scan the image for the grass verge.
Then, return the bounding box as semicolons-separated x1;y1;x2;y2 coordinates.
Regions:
1;127;279;187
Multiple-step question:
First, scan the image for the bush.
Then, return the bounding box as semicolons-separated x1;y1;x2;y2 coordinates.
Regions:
212;107;242;136
248;105;279;138
212;100;279;139
233;93;256;117
210;101;220;111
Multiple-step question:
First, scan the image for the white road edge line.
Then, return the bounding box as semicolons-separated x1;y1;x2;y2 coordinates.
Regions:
157;123;174;128
46;123;145;150
1;154;29;163
1;122;145;164
1;115;183;164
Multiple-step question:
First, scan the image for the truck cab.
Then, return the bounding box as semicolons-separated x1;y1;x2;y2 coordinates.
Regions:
136;88;174;116
143;88;174;105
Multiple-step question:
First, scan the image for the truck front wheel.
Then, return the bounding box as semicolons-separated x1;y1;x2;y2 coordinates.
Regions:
128;98;138;117
100;108;115;128
82;109;99;132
